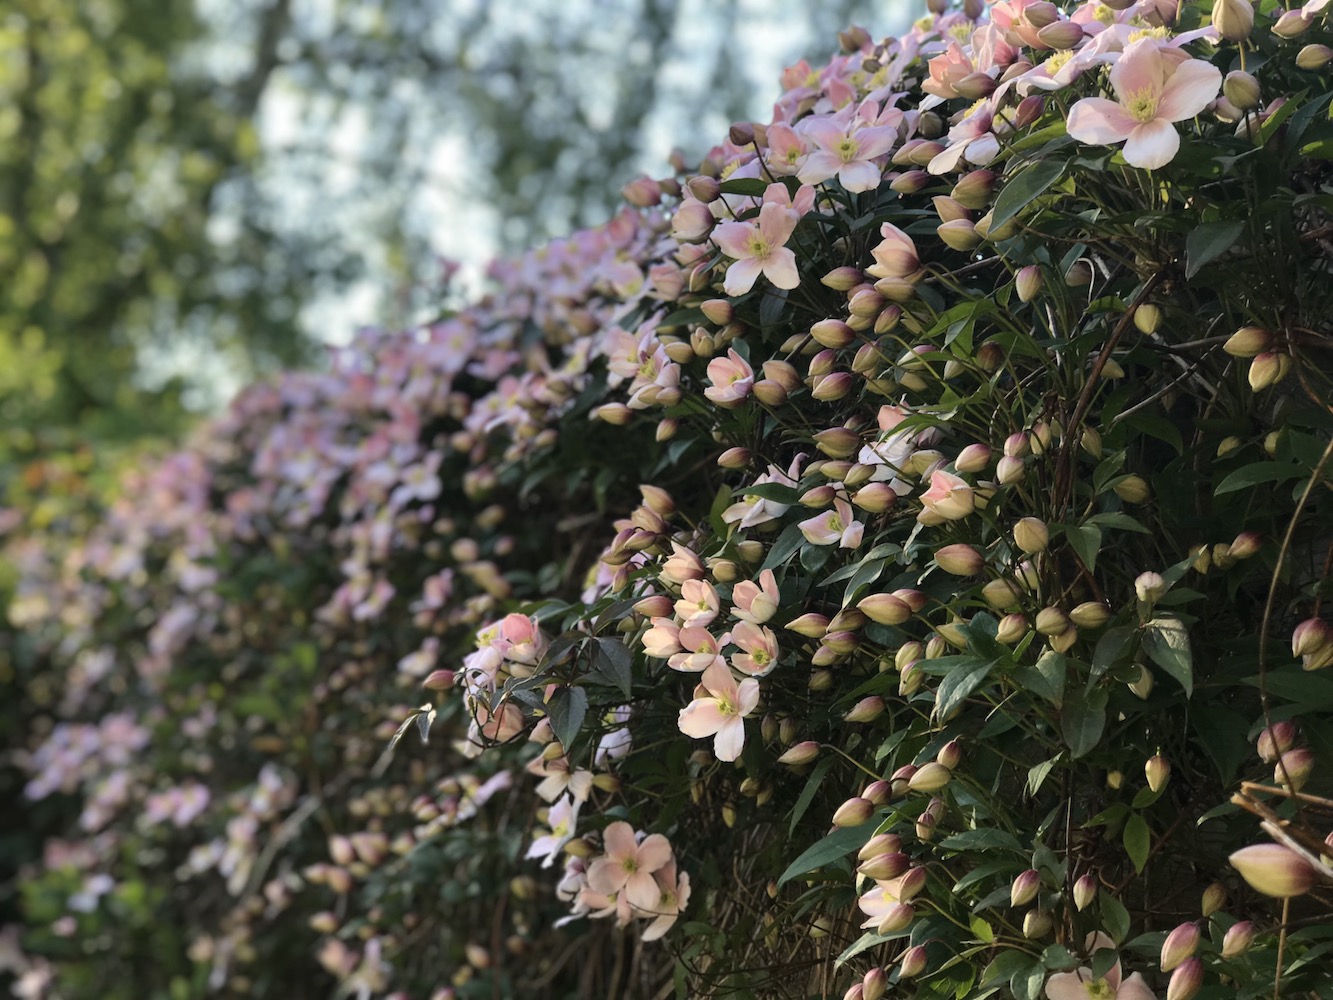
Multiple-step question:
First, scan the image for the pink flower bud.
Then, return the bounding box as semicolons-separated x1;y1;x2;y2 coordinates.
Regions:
785;613;830;638
1160;921;1200;972
1035;607;1070;636
1248;351;1292;391
858;852;910;881
422;669;455;691
890;764;918;796
1229;843;1317;897
1166;957;1203;1000
1146;754;1171;793
935;543;984;576
897;867;928;901
1213;0;1254;40
844;696;886;723
858;833;903;861
851;482;897;513
832;796;875;827
876;902;914;934
812;372;855;402
1297;43;1333;70
1257;721;1297;762
1275;747;1315;791
1292;618;1331;658
810;319;856;349
890;169;931;194
1272;8;1313;37
1023;910;1053;938
1135;571;1167;603
996;614;1028;643
1223;71;1261;110
1223;325;1271;357
857;592;914;625
862;779;892;805
778;741;820;765
328;835;355;867
996;455;1025;484
914;811;937;841
843;985;864;1000
936;740;962;770
1201;881;1226;917
1011;869;1041;907
1073;873;1097;911
1015;265;1044;303
862;967;887;1000
814;427;861;458
1221;920;1255;958
908;762;952;794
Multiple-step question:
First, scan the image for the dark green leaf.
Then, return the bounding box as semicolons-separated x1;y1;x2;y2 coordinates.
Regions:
548;686;588;750
718;177;769;197
1123;813;1151;872
1091;627;1137;684
1143;616;1192;696
934;657;996;722
937;828;1022;852
789;756;834;835
761;523;806;572
1061;685;1107;758
992;158;1067;230
593;637;634;699
1066;524;1102;573
738;482;801;503
777;823;875;886
1215;462;1306;495
1185;220;1244;279
1100;891;1131;943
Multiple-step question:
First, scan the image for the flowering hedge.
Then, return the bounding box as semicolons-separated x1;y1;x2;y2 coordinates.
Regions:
6;0;1333;997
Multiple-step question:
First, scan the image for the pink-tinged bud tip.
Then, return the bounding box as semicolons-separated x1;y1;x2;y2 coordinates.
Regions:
1229;843;1317;897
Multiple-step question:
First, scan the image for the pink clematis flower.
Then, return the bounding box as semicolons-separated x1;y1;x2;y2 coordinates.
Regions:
1045;932;1157;1000
712;204;801;295
731;568;780;624
675;579;721;628
667;626;727;673
730;621;780;677
704;349;756;407
586;821;674;911
919;469;975;521
1066;38;1222;169
677;658;760;761
799;497;863;548
798;111;899;191
640;858;692;941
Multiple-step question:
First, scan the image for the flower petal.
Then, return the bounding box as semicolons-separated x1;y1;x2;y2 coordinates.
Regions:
723;256;764;296
635;833;674;874
677;699;725;738
713;718;745;761
1155;59;1222;122
1067;97;1139;145
1123;118;1180;169
602;820;637;861
762;247;801;289
1109;38;1166;102
838;159;884;192
712;221;754;260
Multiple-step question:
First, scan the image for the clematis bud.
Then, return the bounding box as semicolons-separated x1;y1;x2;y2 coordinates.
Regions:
1298;43;1333;70
1212;0;1254;40
1228;530;1261;559
1073;873;1097;911
1070;601;1112;629
896;866;928;901
1223;71;1261;110
996;614;1028;643
858;592;914;625
812;372;854;401
915;810;937;841
1146;754;1171;793
1257;721;1297;762
1229;843;1317;897
1201;882;1226;917
1292;618;1331;658
423;669;456;690
1273;8;1314;36
843;986;864;1000
594;403;634;425
1037;20;1084;48
1128;665;1154;699
938;219;982;251
844;696;886;723
982;578;1022;610
1275;747;1315;791
859;834;903;861
1065;259;1094;286
852;482;897;513
909;762;952;793
859;852;910;881
329;835;355;867
889;764;918;797
1166;958;1203;1000
876;902;915;934
1224;325;1271;357
656;418;678;441
1160;921;1200;972
937;740;962;769
833;797;875;827
862;780;892;805
935;543;984;576
996;455;1025;484
1011;869;1041;907
1251;348;1295;393
785;613;830;638
1023;910;1053;939
862;967;887;1000
899;945;928;978
814;427;861;458
822;266;863;291
1015;265;1044;303
1035;607;1070;636
811;319;856;348
778;741;820;765
899;663;925;696
1114;475;1151;503
1135;571;1167;603
1221;920;1255;958
1134;303;1162;335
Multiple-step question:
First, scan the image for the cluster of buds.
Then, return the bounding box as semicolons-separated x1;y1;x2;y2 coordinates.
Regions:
1223;325;1292;391
1254;721;1315;792
1292;617;1333;671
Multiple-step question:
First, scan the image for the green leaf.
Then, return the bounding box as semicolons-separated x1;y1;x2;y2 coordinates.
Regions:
1013;650;1066;707
1086;512;1151;534
718;177;769;196
548;686;588;750
738;482;800;503
1142;617;1192;696
1215;462;1306;495
759;285;790;329
991;158;1067;231
1091;626;1137;684
777;823;875;886
1066;524;1102;572
843;556;888;606
970;915;995;944
981;952;1031;987
934;656;997;722
1100;891;1131;944
1191;704;1250;783
1061;685;1107;758
1123;813;1151;873
1185;220;1244;279
837;928;911;966
788;756;834;835
1027;756;1060;797
938;828;1023;852
761;523;806;572
592;637;633;699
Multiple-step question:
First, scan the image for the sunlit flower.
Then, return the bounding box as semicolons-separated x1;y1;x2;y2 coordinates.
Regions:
712;205;800;295
677;658;760;761
586;821;674;910
1067;39;1222;169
